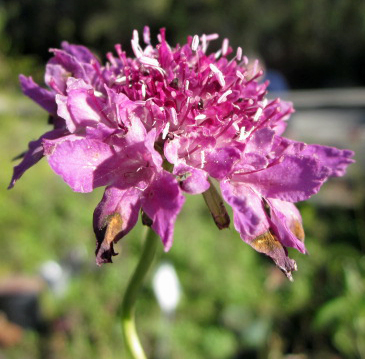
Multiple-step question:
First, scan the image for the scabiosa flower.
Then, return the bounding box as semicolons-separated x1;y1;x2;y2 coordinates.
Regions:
10;27;354;280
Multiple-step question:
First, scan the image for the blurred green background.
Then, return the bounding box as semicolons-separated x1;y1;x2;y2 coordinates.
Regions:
0;0;364;358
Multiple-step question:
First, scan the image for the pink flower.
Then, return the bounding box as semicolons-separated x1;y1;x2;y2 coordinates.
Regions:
10;27;354;279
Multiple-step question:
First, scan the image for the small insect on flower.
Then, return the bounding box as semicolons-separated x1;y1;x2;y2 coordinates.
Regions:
10;27;354;279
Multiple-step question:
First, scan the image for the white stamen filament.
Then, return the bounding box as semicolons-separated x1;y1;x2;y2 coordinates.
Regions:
201;34;207;53
232;122;240;132
252;59;259;75
236;47;242;61
236;70;245;81
139;56;160;68
115;75;127;84
222;38;229;56
253;107;263;122
214;49;222;59
200;151;206;169
141;83;146;98
162;122;170;140
131;40;143;58
133;30;139;43
239;126;248;141
195;114;206;121
192;35;199;51
143;26;150;44
94;90;104;98
217;89;232;104
209;64;226;87
185;80;190;91
205;33;219;41
170;107;178;125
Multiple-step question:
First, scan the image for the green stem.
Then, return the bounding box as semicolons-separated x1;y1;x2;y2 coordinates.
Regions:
122;226;159;359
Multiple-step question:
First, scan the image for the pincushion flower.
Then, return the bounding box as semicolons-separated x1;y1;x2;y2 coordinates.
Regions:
10;27;354;280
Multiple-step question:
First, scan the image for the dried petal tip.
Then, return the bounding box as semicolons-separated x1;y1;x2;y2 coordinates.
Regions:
95;213;123;266
250;231;297;281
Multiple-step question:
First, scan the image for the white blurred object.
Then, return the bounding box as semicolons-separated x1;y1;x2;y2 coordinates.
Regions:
39;260;69;297
152;263;181;315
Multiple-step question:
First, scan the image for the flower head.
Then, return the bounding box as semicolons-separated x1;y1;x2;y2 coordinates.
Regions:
10;27;354;279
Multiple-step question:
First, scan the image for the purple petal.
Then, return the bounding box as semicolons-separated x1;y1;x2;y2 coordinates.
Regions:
301;144;355;177
94;186;141;265
65;86;103;132
61;41;99;63
8;129;66;189
141;172;185;251
45;62;70;94
268;199;306;253
174;163;210;194
105;86;138;128
164;138;180;163
45;138;116;192
239;155;330;202
144;129;163;168
220;181;269;241
221;181;297;280
50;49;91;82
204;146;241;179
245;128;275;156
19;75;57;115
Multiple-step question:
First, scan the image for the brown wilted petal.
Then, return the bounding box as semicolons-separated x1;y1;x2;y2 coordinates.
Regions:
95;212;123;266
250;231;297;281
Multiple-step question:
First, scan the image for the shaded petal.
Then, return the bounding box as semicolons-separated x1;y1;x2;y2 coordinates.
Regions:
234;153;268;172
45;62;70;93
164;138;180;163
143;129;163;168
61;41;99;63
204;146;241;179
19;75;57;115
245;128;275;156
268;199;306;253
8;129;65;189
66;88;102;131
239;155;330;202
268;100;293;135
45;138;115;192
220;181;269;241
301;144;355;177
104;86;138;129
141;172;185;251
221;181;297;280
93;186;141;265
50;49;92;81
174;163;210;194
55;94;74;130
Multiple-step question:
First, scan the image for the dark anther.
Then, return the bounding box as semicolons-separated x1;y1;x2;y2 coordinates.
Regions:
169;78;179;89
198;98;204;110
141;210;153;227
